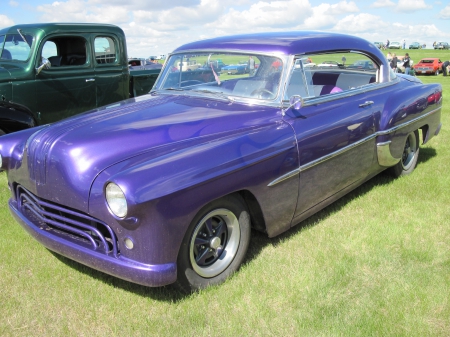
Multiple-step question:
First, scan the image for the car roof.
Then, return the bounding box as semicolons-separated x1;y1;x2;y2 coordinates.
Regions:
172;31;386;63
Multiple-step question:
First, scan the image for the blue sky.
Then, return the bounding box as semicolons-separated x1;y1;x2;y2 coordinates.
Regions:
1;0;449;58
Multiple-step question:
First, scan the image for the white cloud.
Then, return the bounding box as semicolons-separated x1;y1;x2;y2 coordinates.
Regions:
37;0;130;23
395;0;430;13
439;4;450;19
333;13;387;33
304;1;359;29
370;0;395;8
212;0;312;31
9;1;19;7
0;15;15;28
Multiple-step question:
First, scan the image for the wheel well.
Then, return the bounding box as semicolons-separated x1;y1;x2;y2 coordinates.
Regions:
419;125;429;144
237;190;266;234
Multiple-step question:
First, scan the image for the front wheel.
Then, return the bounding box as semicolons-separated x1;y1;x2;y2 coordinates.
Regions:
387;130;420;177
175;194;251;293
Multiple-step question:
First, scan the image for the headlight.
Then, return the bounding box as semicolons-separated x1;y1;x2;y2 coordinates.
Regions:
105;183;127;218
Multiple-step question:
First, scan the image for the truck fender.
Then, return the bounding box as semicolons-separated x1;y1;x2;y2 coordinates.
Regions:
0;100;36;134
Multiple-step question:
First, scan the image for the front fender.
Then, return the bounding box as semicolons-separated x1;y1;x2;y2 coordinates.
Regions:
87;121;299;265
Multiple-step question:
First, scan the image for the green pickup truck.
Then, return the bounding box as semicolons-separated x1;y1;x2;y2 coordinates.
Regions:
0;23;161;135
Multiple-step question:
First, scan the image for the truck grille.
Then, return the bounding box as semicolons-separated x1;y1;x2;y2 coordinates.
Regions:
16;185;119;257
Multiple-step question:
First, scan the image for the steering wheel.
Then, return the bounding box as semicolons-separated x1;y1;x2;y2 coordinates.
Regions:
251;88;275;99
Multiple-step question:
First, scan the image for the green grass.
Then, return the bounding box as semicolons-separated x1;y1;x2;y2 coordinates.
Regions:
1;49;449;336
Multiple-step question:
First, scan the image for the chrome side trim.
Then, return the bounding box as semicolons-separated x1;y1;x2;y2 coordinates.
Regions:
376;141;400;167
267;169;300;187
268;105;442;186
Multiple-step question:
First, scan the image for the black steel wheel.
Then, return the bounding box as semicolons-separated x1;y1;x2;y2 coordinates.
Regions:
175;194;251;293
388;130;420;177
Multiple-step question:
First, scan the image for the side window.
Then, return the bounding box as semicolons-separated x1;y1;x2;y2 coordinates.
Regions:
95;36;117;64
42;41;57;58
286;52;379;100
41;36;87;67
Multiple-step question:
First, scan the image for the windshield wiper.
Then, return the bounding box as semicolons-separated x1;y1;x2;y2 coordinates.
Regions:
17;29;31;47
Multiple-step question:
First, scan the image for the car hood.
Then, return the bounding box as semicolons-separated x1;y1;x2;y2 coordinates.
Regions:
17;93;274;211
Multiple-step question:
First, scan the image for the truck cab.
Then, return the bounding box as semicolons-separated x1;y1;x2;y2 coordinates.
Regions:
0;23;160;135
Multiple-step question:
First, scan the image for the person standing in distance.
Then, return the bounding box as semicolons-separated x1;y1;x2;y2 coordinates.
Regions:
403;53;411;75
442;60;450;76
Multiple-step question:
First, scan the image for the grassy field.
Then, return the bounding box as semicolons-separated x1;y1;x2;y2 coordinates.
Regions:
1;48;449;336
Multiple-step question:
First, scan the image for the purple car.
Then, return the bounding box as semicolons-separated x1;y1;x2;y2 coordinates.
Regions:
0;31;443;292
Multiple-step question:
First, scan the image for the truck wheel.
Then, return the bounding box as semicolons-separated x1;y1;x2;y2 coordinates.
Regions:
388;130;420;177
175;194;251;293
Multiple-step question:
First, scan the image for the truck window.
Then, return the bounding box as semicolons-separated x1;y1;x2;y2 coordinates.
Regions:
95;36;117;64
41;36;87;67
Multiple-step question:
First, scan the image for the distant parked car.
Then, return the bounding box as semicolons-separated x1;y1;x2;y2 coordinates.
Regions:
409;42;422;49
413;58;443;75
347;60;375;70
176;60;201;71
434;42;449;50
222;63;248;75
373;42;384;49
317;61;344;68
389;41;402;49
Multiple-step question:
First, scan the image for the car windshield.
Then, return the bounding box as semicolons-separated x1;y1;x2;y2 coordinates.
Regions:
153;52;283;101
0;33;33;61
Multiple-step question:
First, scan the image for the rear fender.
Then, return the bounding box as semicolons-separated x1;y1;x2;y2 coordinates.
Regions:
376;83;442;166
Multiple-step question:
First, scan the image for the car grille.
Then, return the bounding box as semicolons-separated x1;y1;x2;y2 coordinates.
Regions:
16;185;119;257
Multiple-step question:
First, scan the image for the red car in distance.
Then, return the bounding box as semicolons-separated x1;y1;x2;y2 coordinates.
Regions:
413;58;443;75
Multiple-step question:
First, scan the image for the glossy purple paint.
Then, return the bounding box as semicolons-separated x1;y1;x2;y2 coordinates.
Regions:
0;32;443;287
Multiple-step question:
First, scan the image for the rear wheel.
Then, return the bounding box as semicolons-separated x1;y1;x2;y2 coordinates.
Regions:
387;130;420;177
175;194;251;293
436;70;440;75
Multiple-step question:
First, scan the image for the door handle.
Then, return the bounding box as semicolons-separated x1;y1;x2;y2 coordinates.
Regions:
359;101;374;107
85;78;95;82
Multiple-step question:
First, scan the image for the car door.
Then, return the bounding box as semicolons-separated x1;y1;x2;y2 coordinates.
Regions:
35;34;96;124
93;35;128;107
284;57;385;220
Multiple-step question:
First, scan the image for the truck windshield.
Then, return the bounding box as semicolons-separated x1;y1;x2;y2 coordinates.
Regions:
0;33;33;61
154;52;283;101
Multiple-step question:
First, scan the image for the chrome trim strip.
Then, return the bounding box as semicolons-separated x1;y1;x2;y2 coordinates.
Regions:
268;104;442;186
267;169;300;187
376;141;400;167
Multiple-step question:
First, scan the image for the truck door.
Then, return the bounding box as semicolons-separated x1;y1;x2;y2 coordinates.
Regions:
93;35;128;107
35;34;97;124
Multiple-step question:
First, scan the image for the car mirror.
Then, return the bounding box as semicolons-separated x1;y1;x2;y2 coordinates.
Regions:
282;95;303;116
36;57;51;75
289;95;303;110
